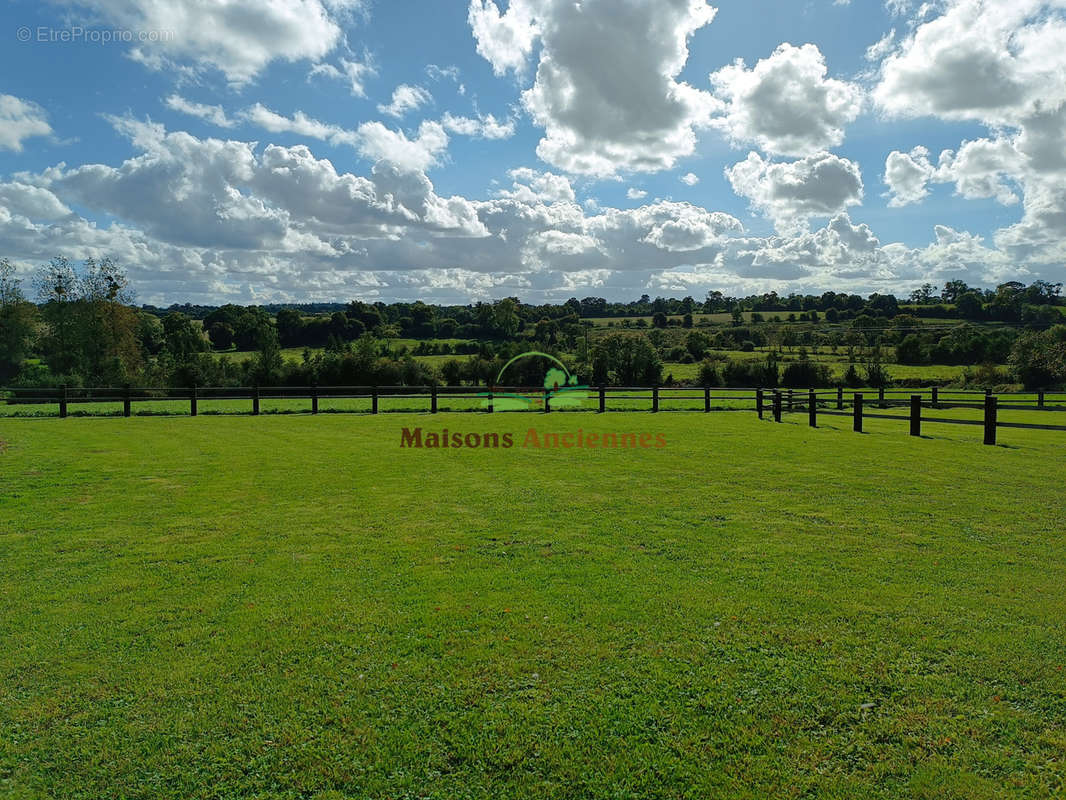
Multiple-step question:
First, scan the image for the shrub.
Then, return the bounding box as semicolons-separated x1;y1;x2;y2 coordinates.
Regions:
697;361;723;387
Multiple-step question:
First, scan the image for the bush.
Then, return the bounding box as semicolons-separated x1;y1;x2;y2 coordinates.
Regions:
722;357;778;388
697;361;723;387
740;340;755;352
781;360;832;388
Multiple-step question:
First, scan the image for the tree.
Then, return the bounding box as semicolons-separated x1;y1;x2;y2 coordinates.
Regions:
208;322;235;350
0;259;38;381
682;313;693;328
591;333;663;386
163;312;208;359
941;280;971;303
651;311;668;329
35;257;80;376
956;292;984;320
1009;326;1066;388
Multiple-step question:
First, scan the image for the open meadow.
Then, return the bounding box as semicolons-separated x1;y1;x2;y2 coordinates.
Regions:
1;412;1065;798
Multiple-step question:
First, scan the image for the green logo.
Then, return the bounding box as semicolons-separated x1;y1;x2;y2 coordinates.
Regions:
478;351;589;410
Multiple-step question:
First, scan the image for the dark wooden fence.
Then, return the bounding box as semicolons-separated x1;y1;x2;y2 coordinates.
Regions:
756;387;1066;445
3;385;1065;446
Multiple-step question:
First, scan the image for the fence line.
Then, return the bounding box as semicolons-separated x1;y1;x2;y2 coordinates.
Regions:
3;384;1065;446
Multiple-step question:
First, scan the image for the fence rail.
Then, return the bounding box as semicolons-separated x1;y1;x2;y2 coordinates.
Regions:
2;384;1065;446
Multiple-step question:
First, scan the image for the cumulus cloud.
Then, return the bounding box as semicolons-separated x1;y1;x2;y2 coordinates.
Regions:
872;0;1066;123
353;120;450;172
468;0;539;76
884;145;935;206
471;0;721;177
60;0;364;85
626;188;648;200
710;43;863;156
680;172;700;186
725;151;864;233
377;85;433;118
497;168;576;204
441;112;516;139
0;95;52;152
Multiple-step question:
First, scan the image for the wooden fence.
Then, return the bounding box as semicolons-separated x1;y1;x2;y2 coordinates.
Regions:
3;385;1065;446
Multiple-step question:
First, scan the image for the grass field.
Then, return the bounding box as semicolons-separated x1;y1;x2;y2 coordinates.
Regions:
2;413;1065;798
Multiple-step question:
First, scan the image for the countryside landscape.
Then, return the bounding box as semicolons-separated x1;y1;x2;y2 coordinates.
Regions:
3;0;1066;797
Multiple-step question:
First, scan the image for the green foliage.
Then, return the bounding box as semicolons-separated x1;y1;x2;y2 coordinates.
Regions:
1009;325;1066;388
591;333;663;386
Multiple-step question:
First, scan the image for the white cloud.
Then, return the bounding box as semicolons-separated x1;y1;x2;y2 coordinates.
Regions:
872;0;1066;124
309;57;377;97
680;172;700;186
725;151;864;233
353;120;450;172
884;145;935;206
471;0;721;177
165;94;237;128
378;85;433;118
467;0;539;76
497;168;576;204
626;188;648;200
440;112;516;140
0;95;52;152
709;42;863;156
241;104;358;146
61;0;364;85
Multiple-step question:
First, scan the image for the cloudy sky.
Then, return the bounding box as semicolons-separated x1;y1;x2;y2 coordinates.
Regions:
1;0;1064;305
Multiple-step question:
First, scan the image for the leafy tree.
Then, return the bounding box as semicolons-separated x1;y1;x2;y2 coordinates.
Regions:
591;333;663;386
0;259;38;381
1009;326;1066;388
162;312;208;359
208;322;235;350
651;311;668;329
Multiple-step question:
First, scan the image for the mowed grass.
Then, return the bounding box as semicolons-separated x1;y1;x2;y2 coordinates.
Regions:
1;414;1065;799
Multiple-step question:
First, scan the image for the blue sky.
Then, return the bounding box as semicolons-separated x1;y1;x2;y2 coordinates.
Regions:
0;0;1062;304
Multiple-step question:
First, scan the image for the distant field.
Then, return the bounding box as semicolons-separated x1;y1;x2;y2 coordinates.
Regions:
1;413;1065;798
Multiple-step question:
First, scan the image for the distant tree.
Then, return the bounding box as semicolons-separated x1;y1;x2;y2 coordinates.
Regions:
956;292;984;320
682;313;693;328
163;312;208;359
208;322;235;350
591;333;663;386
651;311;668;329
0;259;38;381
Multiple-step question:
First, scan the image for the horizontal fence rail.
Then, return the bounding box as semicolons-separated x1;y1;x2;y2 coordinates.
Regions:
2;385;1065;446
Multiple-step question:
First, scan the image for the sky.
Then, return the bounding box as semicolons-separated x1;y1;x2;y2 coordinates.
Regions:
0;0;1064;306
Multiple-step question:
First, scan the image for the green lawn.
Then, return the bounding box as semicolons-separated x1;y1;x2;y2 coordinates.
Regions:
1;414;1065;798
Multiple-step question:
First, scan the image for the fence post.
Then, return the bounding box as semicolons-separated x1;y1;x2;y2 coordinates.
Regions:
253;386;260;416
878;386;886;408
787;389;793;412
931;386;939;408
60;384;68;418
704;386;711;413
773;391;782;423
652;386;659;413
756;388;764;419
910;395;921;437
984;395;997;446
853;393;863;433
837;386;843;410
190;385;198;417
123;384;131;418
599;386;606;414
372;386;378;415
1038;390;1045;409
487;389;494;413
311;384;319;415
544;390;551;414
808;390;817;428
431;384;438;414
